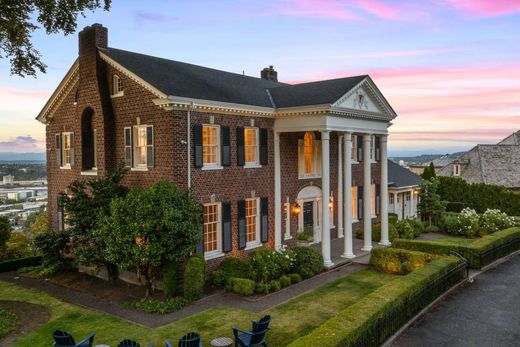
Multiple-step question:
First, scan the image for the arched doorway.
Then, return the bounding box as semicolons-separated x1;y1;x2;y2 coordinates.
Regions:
81;108;97;171
296;185;322;243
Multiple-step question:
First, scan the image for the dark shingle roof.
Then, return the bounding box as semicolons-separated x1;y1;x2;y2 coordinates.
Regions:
101;47;369;109
101;47;287;107
388;160;422;188
268;75;367;108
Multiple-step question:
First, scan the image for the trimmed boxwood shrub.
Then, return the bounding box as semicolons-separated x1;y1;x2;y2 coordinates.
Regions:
183;255;205;301
162;261;179;298
0;256;42;273
279;275;291;288
424;225;440;233
407;219;425;237
228;277;256;296
212;257;252;287
288;257;465;347
288;273;302;284
255;281;269;294
388;213;398;226
394;227;520;268
396;220;415;239
370;248;434;274
249;248;290;282
290;247;323;279
268;279;281;292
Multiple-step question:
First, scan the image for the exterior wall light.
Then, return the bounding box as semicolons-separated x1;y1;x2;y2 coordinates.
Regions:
293;202;301;215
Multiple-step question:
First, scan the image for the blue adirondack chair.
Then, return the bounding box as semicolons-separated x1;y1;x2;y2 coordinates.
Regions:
165;332;203;347
52;330;95;347
232;315;271;347
118;339;155;347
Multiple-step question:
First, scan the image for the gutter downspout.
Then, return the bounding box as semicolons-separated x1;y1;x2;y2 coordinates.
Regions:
187;101;194;189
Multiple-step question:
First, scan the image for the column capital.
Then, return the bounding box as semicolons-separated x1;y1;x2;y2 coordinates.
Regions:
321;130;330;141
362;133;372;142
344;132;352;142
380;134;388;142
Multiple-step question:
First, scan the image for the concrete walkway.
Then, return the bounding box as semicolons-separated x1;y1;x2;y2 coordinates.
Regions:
392;253;520;347
0;262;367;328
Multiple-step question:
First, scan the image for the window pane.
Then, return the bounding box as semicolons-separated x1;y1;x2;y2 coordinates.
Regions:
203;204;219;252
244;128;257;163
246;199;257;243
304;132;314;174
135;126;148;166
62;134;71;165
203;126;218;165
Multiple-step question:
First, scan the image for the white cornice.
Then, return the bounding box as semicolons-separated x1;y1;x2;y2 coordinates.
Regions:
36;60;79;124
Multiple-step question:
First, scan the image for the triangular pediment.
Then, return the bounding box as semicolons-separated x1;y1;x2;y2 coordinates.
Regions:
331;77;397;118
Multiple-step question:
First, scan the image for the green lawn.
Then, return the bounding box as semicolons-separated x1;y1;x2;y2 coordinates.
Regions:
0;308;17;339
0;269;395;346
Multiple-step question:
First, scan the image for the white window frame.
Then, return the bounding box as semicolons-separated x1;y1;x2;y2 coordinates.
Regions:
111;74;124;97
202;124;222;169
453;164;460;176
298;132;322;179
244;127;260;167
133;125;149;170
245;197;261;249
61;132;73;169
203;202;224;260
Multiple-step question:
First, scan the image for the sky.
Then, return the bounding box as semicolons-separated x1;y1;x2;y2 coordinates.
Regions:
0;0;519;157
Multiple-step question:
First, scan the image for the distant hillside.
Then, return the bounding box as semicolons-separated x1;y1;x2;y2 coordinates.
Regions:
0;152;45;163
390;152;464;165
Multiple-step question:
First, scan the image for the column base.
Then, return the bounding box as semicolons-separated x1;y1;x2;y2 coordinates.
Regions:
284;234;292;241
361;246;373;252
341;253;356;259
323;260;334;268
337;228;344;238
378;240;391;246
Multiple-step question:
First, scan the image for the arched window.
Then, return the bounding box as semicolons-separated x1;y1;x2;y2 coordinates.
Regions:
298;132;321;178
112;74;123;96
304;132;314;175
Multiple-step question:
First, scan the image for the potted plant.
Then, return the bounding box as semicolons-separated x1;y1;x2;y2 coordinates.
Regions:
296;227;314;246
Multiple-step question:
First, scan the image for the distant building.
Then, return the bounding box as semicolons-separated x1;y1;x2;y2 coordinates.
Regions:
388;160;422;219
408;155;459;175
437;131;520;190
7;190;33;201
2;175;14;185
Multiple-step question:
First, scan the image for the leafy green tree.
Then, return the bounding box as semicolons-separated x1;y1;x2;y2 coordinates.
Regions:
1;0;111;77
101;181;202;297
63;167;127;279
417;178;446;226
0;216;12;252
27;211;49;234
421;162;436;181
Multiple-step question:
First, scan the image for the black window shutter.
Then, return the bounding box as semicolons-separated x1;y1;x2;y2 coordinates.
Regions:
357;135;363;161
376;184;381;215
236;127;245;166
358;186;363;219
237;200;246;249
259;128;268;165
69;133;75;167
222;202;232;252
124;127;133;168
375;136;381;161
221;126;231;166
193;124;203;168
55;134;62;167
146;125;154;168
260;197;269;243
195;207;204;256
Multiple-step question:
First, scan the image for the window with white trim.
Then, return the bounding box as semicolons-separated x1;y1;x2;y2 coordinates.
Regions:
128;125;153;169
453;164;460;176
390;194;394;205
244;127;259;165
202;125;220;166
352;186;358;220
245;198;260;246
112;74;123;96
62;132;73;167
298;132;322;178
203;203;221;255
371;183;377;217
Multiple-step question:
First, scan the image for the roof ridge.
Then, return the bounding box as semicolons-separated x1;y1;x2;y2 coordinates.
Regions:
268;74;368;90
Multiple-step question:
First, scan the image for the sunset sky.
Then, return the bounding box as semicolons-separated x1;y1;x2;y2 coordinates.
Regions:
0;0;519;156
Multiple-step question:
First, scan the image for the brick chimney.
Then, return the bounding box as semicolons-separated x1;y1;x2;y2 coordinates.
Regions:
261;65;278;82
78;23;108;55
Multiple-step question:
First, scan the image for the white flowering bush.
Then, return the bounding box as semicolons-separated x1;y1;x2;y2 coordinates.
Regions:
452;208;480;237
480;209;516;234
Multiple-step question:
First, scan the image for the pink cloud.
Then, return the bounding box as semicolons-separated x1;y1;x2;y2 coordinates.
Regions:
274;0;359;20
440;0;520;17
0;87;50;99
350;0;399;20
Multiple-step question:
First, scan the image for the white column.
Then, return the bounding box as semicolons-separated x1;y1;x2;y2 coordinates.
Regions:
362;134;372;251
284;197;291;239
321;131;333;267
379;135;390;245
274;131;282;250
342;132;355;258
337;136;344;238
410;189;415;218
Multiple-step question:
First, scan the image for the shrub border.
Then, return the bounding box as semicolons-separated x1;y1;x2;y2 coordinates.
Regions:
288;257;467;347
394;227;520;269
0;256;42;273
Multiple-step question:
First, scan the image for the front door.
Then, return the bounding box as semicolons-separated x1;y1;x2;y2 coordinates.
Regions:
303;201;314;229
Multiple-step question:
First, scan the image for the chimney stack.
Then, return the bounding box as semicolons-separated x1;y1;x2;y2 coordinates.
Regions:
261;65;278;82
79;23;108;55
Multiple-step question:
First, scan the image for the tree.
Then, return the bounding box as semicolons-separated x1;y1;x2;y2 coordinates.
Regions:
100;181;202;297
62;166;127;279
27;211;49;234
417;178;446;226
1;0;111;77
0;216;12;252
421;162;436;181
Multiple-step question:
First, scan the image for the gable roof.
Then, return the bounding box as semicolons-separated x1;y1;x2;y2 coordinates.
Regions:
268;76;367;108
476;144;520;188
100;47;286;108
498;130;520;145
388;160;422;188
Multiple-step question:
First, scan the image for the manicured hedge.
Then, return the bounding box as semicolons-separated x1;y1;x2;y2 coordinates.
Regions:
370;248;434;274
0;256;42;273
394;227;520;269
183;255;205;301
288;257;466;347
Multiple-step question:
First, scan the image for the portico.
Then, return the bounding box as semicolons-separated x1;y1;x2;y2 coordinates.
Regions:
272;76;397;267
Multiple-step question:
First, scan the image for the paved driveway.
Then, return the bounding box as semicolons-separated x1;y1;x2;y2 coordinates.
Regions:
392;254;520;347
